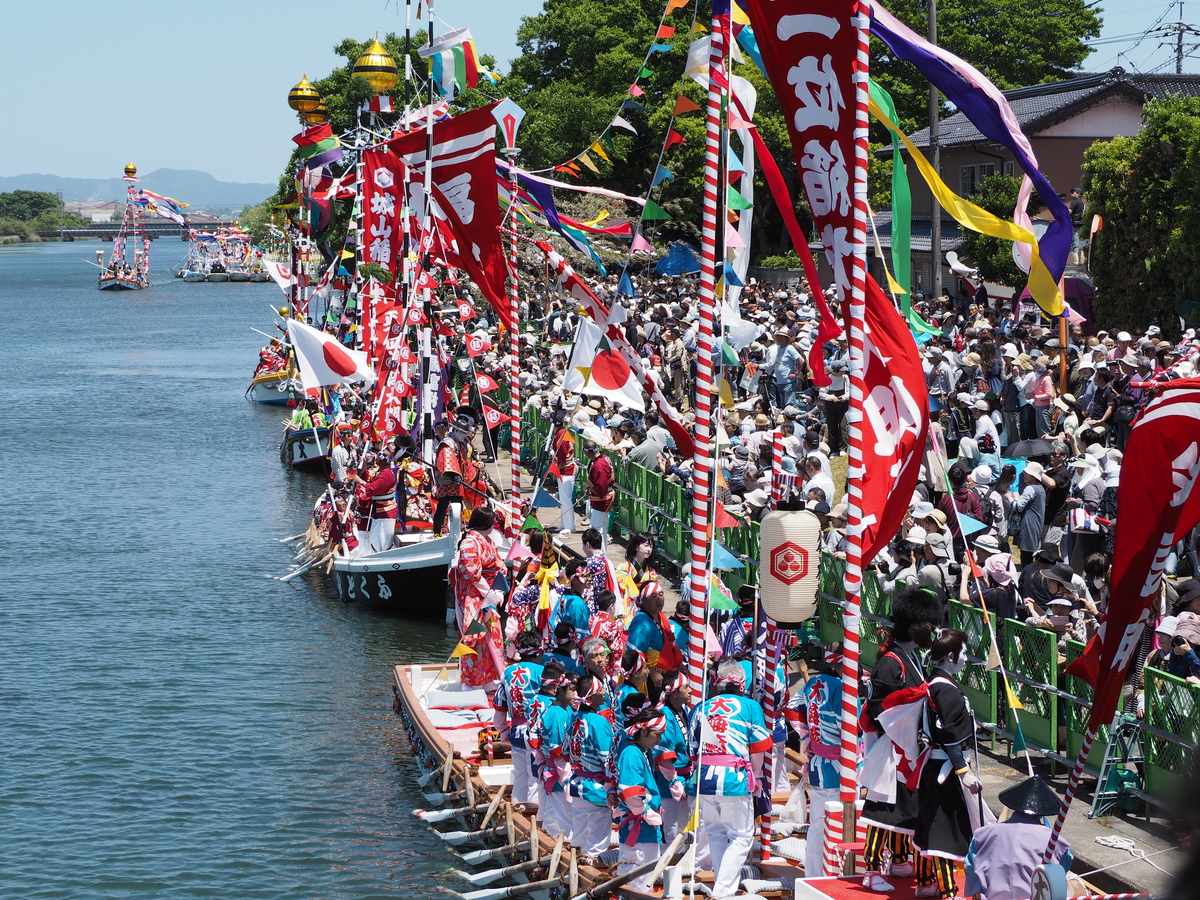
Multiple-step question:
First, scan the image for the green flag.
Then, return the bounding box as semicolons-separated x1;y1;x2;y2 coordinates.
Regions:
726;185;754;210
710;575;740;610
721;339;739;367
642;200;672;221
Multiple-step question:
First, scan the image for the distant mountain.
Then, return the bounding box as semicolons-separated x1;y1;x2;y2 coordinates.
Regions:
0;169;275;209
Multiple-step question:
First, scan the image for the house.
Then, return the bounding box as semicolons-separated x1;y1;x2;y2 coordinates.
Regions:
65;200;124;223
876;67;1200;295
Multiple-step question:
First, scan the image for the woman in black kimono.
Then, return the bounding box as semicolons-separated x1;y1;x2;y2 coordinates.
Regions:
859;587;943;892
913;629;987;899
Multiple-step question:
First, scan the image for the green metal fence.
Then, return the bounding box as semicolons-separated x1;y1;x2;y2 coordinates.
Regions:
1003;619;1060;755
1144;667;1200;800
949;600;998;729
1063;640;1110;772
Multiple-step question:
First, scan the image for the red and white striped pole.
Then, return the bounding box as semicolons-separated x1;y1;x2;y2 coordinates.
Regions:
769;429;783;509
492;101;527;537
758;624;783;859
1043;729;1096;861
684;11;727;694
835;0;875;857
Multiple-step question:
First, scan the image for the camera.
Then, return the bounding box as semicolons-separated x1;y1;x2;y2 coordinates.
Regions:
1172;635;1187;647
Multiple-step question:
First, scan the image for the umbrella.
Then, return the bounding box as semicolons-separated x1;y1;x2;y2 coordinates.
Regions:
1006;439;1054;458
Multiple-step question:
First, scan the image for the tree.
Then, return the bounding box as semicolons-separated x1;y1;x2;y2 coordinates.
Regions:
869;0;1102;136
956;173;1038;287
1084;96;1200;337
0;190;64;221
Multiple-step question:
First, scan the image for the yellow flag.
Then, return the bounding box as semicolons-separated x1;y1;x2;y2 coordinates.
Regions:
868;96;1063;316
885;270;909;296
691;21;708;34
731;0;751;25
578;152;600;175
450;641;477;658
720;375;734;408
590;142;610;163
582;210;610;228
1004;679;1024;710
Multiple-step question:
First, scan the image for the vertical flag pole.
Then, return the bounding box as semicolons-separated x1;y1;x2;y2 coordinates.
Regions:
684;0;729;695
769;429;783;508
835;0;875;862
492;100;527;537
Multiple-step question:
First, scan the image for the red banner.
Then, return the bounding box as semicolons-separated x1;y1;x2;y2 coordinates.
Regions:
743;0;862;300
1067;379;1200;730
361;149;405;272
858;276;929;562
387;105;514;332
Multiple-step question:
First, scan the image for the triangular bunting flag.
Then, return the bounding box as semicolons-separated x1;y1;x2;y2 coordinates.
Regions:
691;21;707;34
629;83;645;96
507;539;536;560
665;130;685;149
450;641;477;658
631;231;654;253
710;576;740;610
465;620;489;636
666;0;690;11
959;514;988;537
611;115;638;135
590;142;610;163
651;165;675;187
726;185;753;210
673;94;701;115
618;271;636;297
727;111;755;131
638;66;654;78
656;24;677;38
622;99;649;114
725;222;747;249
533;487;560;508
651;42;674;53
723;267;744;287
520;514;542;532
714;500;740;529
491;570;510;594
642;200;672;221
579;152;601;174
711;542;744;570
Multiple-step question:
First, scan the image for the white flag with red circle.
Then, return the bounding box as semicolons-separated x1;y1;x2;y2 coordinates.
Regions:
287;318;375;390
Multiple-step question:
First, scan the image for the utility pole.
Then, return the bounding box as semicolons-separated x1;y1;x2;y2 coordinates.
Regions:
929;0;941;301
1179;2;1185;74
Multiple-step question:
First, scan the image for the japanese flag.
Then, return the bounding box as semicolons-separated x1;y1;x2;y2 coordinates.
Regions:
287;319;375;391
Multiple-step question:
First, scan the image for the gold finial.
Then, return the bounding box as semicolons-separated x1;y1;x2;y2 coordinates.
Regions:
124;162;137;176
288;74;323;112
301;100;329;125
353;39;399;94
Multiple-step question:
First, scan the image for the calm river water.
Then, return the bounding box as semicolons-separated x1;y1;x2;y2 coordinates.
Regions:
1;242;456;898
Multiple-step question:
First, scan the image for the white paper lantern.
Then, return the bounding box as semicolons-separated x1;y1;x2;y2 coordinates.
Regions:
758;508;822;625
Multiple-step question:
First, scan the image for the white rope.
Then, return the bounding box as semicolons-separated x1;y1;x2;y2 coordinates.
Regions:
1078;836;1179;879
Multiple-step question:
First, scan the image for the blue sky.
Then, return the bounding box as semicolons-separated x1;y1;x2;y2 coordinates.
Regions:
0;0;1193;186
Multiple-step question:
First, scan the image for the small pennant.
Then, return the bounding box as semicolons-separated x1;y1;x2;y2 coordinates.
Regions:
651;165;675;187
629;83;645;96
638;66;654;78
450;641;477;658
465;620;489;636
579;152;601;174
726;185;753;210
458;301;476;320
642;200;672;221
611;115;638;135
476;373;500;392
665;130;685;149
673;94;701;115
656;24;676;38
622;99;649;114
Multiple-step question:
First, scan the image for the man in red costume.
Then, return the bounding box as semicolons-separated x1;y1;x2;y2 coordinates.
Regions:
584;441;614;552
346;453;397;553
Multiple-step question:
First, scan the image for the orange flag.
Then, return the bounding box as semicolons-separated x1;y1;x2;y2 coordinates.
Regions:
656;24;676;38
673;94;701;116
666;0;690;11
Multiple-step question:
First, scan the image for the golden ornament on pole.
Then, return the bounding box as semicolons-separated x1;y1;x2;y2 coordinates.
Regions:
124;162;137;177
301;101;329;125
352;39;398;94
288;75;323;112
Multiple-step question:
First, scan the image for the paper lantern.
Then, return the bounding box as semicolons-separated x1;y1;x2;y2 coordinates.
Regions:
758;508;822;625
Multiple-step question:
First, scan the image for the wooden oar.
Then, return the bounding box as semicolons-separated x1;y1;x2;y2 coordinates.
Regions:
456;839;532;865
567;831;692;900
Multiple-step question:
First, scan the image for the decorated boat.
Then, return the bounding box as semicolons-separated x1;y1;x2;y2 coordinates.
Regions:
330;503;460;614
97;163;150;291
279;423;331;473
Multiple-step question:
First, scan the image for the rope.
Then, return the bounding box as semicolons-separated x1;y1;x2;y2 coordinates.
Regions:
1079;836;1179;880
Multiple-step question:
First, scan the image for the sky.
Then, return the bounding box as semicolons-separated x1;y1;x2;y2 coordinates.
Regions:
0;0;1195;186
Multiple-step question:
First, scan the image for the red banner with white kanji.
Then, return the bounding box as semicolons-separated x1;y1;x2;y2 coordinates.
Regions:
361;148;405;273
743;0;862;298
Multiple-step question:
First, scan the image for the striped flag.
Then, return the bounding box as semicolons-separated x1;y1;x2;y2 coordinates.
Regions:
361;96;394;113
418;27;480;96
292;122;343;169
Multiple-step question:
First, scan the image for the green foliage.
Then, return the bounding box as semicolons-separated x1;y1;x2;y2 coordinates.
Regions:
0;190;63;221
757;250;803;269
358;262;393;283
0;217;34;239
957;173;1037;287
239;199;276;243
1084;97;1200;337
869;0;1101;135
